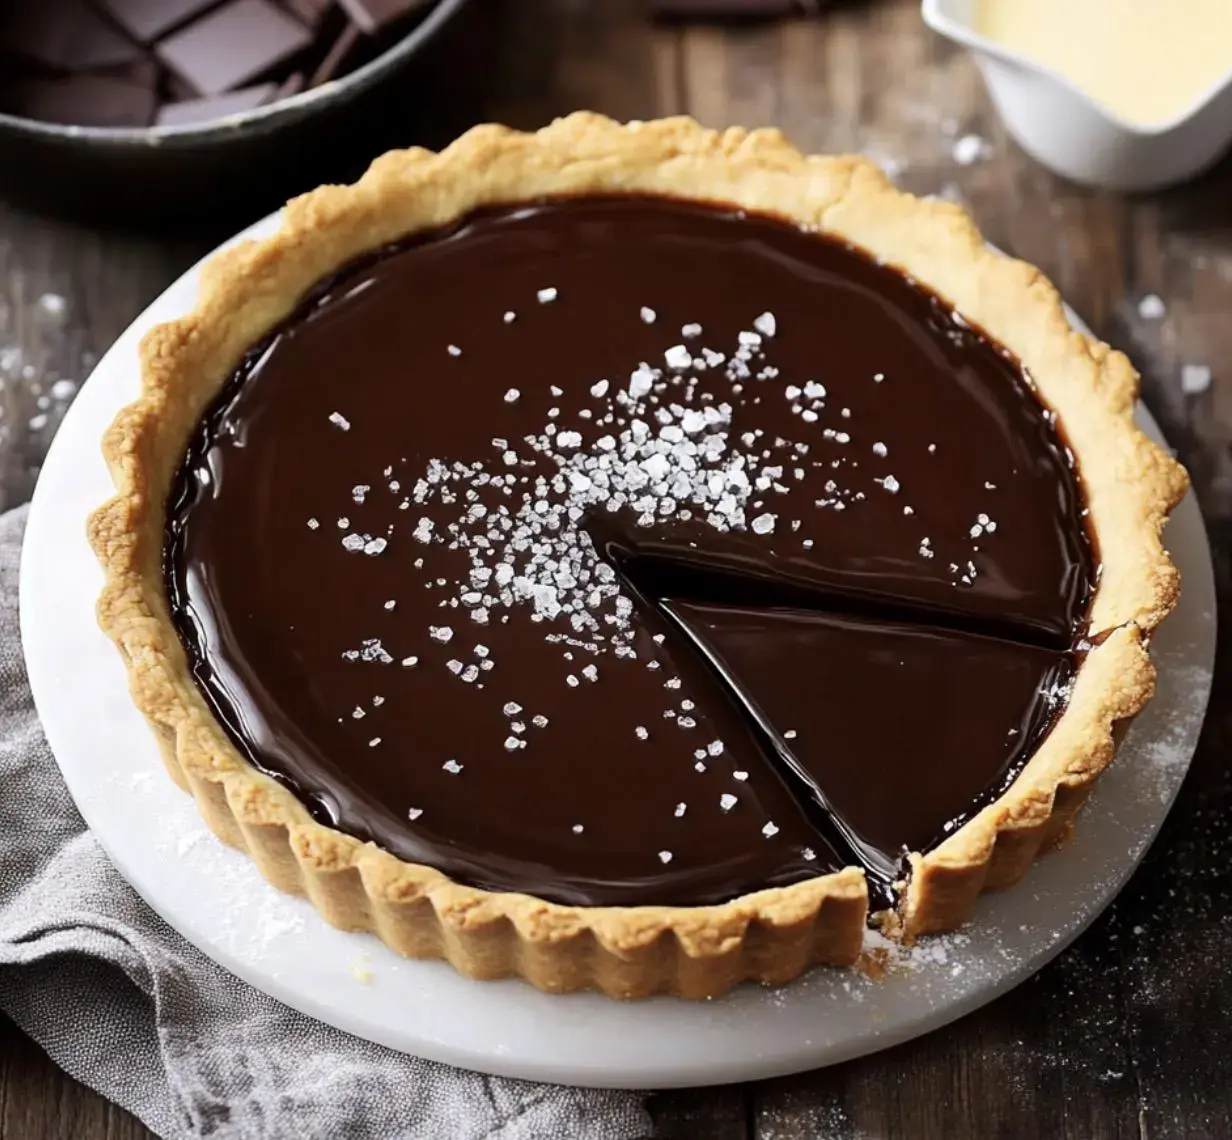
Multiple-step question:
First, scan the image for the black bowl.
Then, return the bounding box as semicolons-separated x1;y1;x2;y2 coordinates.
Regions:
0;0;484;227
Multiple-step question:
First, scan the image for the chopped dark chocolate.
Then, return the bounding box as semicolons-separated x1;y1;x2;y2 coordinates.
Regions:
98;0;224;45
156;82;279;126
335;0;428;35
283;0;338;28
156;0;314;97
2;74;157;127
310;21;360;86
0;0;439;129
0;0;141;70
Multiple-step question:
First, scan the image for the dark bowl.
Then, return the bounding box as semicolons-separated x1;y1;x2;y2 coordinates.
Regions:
0;0;485;227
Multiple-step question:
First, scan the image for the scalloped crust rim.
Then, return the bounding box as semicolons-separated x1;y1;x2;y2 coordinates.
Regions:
87;113;1187;997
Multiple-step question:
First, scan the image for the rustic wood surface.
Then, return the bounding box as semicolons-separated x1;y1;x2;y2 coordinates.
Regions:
2;1;1230;1136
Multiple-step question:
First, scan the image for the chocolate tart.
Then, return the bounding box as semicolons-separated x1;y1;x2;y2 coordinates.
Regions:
90;113;1188;998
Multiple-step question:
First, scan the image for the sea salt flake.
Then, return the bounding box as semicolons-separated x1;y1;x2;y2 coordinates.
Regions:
658;850;673;864
328;412;351;430
640;306;657;324
429;625;454;643
681;322;702;339
443;759;463;774
1182;364;1212;394
635;726;649;740
753;311;776;337
675;802;687;818
952;133;990;165
537;286;558;303
733;770;748;781
762;821;780;838
504;388;520;403
719;793;738;811
751;513;776;535
447;344;462;357
408;807;423;820
1138;293;1166;320
572;823;584;834
664;344;692;370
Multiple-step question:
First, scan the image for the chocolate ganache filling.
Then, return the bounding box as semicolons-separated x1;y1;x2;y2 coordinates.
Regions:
165;196;1095;909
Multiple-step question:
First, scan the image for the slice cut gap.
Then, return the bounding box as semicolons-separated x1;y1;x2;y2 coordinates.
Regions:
585;510;1077;652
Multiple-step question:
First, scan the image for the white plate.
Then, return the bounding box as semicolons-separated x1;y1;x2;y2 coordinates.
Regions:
20;214;1216;1089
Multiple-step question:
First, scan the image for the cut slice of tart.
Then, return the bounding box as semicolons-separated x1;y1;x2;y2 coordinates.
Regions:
660;600;1077;905
90;113;1187;998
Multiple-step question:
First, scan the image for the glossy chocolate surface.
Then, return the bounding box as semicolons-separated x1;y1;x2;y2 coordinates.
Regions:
165;196;1094;907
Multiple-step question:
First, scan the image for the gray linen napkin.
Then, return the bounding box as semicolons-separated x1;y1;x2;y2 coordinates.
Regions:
0;505;651;1139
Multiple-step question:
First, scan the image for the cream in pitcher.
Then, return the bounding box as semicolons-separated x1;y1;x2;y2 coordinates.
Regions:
978;0;1232;126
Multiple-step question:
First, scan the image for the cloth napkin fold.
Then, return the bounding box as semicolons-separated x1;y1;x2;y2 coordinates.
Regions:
0;505;651;1139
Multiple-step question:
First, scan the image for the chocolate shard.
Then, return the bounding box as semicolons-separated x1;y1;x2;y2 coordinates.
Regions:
275;71;306;99
97;0;225;45
334;0;430;35
156;0;314;97
156;82;280;127
0;0;142;71
283;0;338;28
309;21;360;86
2;74;157;127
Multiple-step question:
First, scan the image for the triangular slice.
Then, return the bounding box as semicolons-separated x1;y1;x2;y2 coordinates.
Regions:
661;599;1073;902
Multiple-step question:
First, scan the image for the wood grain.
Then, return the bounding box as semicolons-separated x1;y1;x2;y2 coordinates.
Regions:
2;1;1230;1136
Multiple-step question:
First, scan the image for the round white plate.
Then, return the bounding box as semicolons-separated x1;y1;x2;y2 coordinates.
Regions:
20;215;1216;1089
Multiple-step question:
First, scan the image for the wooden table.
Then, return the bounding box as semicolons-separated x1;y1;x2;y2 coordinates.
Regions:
2;1;1230;1136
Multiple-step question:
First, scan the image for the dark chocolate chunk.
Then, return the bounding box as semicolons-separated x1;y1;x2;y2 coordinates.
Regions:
274;71;306;99
282;0;337;28
165;196;1095;908
0;0;141;71
156;0;313;97
98;0;224;44
2;74;156;127
309;21;359;86
156;82;278;126
335;0;427;34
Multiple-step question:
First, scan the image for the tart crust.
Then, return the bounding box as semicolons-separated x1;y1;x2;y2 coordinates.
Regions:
89;113;1188;997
